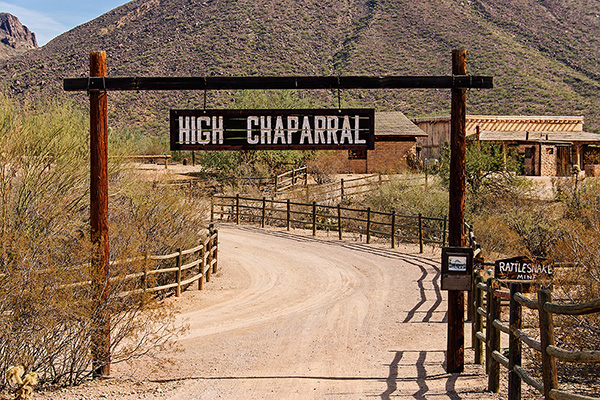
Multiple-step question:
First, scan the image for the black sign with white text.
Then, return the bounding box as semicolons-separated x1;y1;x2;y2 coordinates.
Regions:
170;109;375;151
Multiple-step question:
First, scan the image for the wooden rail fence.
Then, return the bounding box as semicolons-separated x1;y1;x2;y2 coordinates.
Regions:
211;195;448;252
472;277;600;400
59;225;219;298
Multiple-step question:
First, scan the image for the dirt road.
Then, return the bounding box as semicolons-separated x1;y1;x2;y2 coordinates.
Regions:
41;224;501;399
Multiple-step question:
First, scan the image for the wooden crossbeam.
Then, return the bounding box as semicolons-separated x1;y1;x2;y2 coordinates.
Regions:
63;75;493;92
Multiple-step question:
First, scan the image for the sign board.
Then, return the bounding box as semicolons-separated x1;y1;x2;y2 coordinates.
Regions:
170;109;375;151
495;256;553;281
441;247;474;291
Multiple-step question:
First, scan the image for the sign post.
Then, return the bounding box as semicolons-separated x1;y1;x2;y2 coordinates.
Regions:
89;51;111;377
447;48;468;373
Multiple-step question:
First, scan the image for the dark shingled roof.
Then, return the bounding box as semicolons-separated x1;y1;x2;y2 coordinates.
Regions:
375;112;428;137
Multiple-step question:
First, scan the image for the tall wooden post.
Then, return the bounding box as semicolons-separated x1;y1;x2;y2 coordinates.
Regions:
89;51;110;377
447;48;467;373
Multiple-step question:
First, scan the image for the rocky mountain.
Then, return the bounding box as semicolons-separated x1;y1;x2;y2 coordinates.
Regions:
1;0;600;133
0;13;37;61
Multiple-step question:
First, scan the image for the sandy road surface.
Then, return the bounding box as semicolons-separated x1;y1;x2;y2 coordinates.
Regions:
41;224;501;400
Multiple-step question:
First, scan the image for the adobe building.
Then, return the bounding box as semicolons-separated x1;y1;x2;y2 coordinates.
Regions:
339;112;427;173
412;115;600;177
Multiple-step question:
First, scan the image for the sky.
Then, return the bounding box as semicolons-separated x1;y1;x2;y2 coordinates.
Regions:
0;1;130;46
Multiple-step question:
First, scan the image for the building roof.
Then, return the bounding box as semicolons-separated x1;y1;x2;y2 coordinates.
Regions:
473;130;600;143
411;115;586;133
375;112;428;137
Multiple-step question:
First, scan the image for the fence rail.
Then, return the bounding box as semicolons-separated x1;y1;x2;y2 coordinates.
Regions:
211;194;448;252
472;276;600;400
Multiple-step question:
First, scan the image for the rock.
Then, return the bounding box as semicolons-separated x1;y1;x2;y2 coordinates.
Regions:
0;13;37;49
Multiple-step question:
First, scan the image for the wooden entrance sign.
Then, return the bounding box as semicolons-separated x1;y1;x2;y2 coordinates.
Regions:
65;50;492;377
170;109;375;151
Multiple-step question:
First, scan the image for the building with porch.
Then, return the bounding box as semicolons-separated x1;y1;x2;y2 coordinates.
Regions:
412;115;600;176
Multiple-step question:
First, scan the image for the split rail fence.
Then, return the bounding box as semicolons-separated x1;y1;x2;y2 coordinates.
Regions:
63;225;219;298
471;276;600;400
211;194;448;252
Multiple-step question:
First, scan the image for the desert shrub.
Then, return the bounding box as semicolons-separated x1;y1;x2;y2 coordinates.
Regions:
305;151;348;184
366;175;448;219
0;94;197;389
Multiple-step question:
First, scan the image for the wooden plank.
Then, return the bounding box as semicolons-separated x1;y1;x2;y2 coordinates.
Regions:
64;75;494;92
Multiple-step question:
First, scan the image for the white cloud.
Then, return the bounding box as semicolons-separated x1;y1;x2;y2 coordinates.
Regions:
0;1;67;45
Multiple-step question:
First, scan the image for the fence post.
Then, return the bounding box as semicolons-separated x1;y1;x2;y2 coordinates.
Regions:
485;278;493;374
210;223;218;274
366;207;371;244
199;239;205;290
235;194;240;225
274;174;278;191
292;168;296;187
142;252;149;294
443;216;447;247
508;283;522;400
391;210;396;249
206;234;212;283
538;289;558;400
418;213;424;253
304;168;308;186
210;197;214;222
337;203;342;240
473;274;484;364
176;247;182;297
261;197;266;228
312;201;317;236
340;178;345;201
488;281;501;393
286;199;291;231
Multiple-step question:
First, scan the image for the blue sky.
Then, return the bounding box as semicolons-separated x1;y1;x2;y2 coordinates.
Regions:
0;1;130;45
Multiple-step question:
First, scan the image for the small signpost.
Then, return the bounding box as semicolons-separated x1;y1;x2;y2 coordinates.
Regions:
170;109;374;151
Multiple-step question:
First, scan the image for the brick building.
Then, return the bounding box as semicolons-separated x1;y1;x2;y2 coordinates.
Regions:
338;112;427;173
412;115;600;177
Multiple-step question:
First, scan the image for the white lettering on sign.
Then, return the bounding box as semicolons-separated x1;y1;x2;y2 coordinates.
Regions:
244;115;363;146
178;113;367;147
179;116;224;145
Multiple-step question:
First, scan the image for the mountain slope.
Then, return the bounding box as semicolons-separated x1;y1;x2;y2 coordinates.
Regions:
0;13;37;62
1;0;600;133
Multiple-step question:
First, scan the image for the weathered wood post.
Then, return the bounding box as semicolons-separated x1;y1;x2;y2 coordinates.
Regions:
340;178;345;201
443;216;447;247
473;275;484;364
337;203;342;240
235;194;240;224
508;282;522;400
261;197;266;228
538;289;558;400
488;282;501;393
286;199;291;230
89;51;111;378
312;201;317;236
210;197;214;222
418;213;424;253
176;248;182;297
199;240;206;290
366;207;371;244
211;224;218;274
447;48;467;373
391;210;396;249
